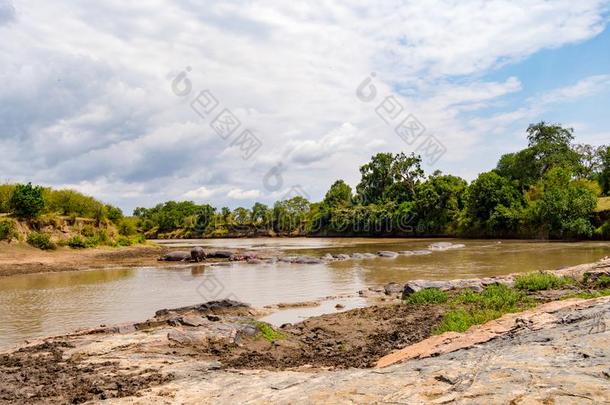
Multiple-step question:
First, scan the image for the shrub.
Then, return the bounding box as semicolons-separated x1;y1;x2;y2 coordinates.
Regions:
514;272;574;291
115;236;132;247
118;217;138;236
27;232;56;250
9;183;45;218
0;220;17;241
454;284;525;312
404;288;448;305
67;235;87;249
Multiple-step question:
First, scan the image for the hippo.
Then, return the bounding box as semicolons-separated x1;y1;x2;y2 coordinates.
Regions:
206;250;234;259
159;251;191;261
191;246;206;262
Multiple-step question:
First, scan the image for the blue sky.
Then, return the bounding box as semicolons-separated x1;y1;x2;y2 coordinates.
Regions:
0;0;609;213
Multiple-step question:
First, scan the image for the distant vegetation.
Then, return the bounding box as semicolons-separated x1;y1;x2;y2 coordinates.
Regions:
133;122;610;240
3;122;610;243
0;183;144;249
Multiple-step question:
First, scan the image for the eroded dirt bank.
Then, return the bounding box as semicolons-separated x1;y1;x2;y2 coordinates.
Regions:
1;259;609;404
0;244;170;276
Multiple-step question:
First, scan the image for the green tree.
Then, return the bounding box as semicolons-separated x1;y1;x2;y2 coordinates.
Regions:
462;172;523;235
598;145;610;195
251;202;271;225
9;183;46;218
356;152;423;204
414;171;467;233
323;180;352;207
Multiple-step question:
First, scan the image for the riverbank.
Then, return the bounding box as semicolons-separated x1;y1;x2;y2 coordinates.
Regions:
0;243;169;277
1;259;609;404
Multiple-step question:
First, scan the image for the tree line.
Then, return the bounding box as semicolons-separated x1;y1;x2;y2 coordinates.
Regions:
133;122;610;240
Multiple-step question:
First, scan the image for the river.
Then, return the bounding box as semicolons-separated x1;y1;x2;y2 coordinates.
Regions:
1;238;609;350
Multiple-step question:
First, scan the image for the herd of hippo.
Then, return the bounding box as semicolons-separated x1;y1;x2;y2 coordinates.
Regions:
158;242;466;264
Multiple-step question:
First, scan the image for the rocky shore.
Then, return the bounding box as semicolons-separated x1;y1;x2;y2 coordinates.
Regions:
1;259;609;404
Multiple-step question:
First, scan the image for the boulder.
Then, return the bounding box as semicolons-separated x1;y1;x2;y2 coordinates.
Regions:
293;256;323;264
384;282;403;295
334;254;351;260
321;253;335;261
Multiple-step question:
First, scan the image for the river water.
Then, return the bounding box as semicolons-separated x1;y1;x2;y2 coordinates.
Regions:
1;238;609;350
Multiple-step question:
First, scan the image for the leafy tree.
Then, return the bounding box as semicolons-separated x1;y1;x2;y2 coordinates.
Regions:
232;207;251;225
9;183;46;218
526;168;597;238
598;145;610;195
356;152;423;204
273;196;310;233
414;171;467;233
251;202;271;225
323;180;352;207
462;172;523;235
526;121;580;176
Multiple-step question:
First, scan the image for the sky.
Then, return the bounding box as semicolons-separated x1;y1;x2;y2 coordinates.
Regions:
1;0;610;213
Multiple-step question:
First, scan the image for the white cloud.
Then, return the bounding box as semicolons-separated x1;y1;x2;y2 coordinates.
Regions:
0;0;608;211
228;188;262;200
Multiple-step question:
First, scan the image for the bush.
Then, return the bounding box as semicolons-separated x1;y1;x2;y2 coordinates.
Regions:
453;284;525;312
9;183;45;218
404;288;448;305
0;220;17;241
434;308;503;334
514;272;574;291
115;236;132;247
27;232;56;250
67;235;87;248
118;217;138;236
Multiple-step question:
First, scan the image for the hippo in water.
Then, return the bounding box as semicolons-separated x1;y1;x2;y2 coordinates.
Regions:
159;251;191;261
191;246;206;262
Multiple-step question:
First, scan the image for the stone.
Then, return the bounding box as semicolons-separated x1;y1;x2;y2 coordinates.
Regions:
384;282;403;295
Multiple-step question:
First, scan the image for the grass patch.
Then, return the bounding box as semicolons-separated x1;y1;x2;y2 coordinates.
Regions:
514;272;574;291
562;289;610;300
433;284;531;334
595;274;610;288
253;321;285;342
404;288;448;305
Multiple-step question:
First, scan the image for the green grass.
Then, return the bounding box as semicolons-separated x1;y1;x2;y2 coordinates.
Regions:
596;197;610;212
514;272;574;291
562;289;610;300
404;288;448;305
595;274;610;288
254;321;285;342
433;284;531;334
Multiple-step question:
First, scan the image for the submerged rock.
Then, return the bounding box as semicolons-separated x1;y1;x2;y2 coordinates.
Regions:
293;256;323;264
377;251;399;258
334;254;351;260
411;250;432;255
321;253;335;261
428;242;466;251
398;251;414;256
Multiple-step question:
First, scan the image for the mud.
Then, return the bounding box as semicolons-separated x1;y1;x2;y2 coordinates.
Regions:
0;341;172;404
206;303;445;369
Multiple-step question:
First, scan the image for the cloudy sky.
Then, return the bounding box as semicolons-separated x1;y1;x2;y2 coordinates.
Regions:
1;0;610;213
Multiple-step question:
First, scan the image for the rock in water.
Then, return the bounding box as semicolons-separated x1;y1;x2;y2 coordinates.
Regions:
384;282;403;295
377;251;399;258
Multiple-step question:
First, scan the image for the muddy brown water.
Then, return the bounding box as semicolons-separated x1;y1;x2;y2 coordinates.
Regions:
1;238;609;350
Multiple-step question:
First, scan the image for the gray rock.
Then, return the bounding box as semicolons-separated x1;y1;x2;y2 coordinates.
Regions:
180;315;206;327
412;250;432;255
399;250;414;255
293;256;323;264
334;254;351;260
321;253;335;261
384;282;403;295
